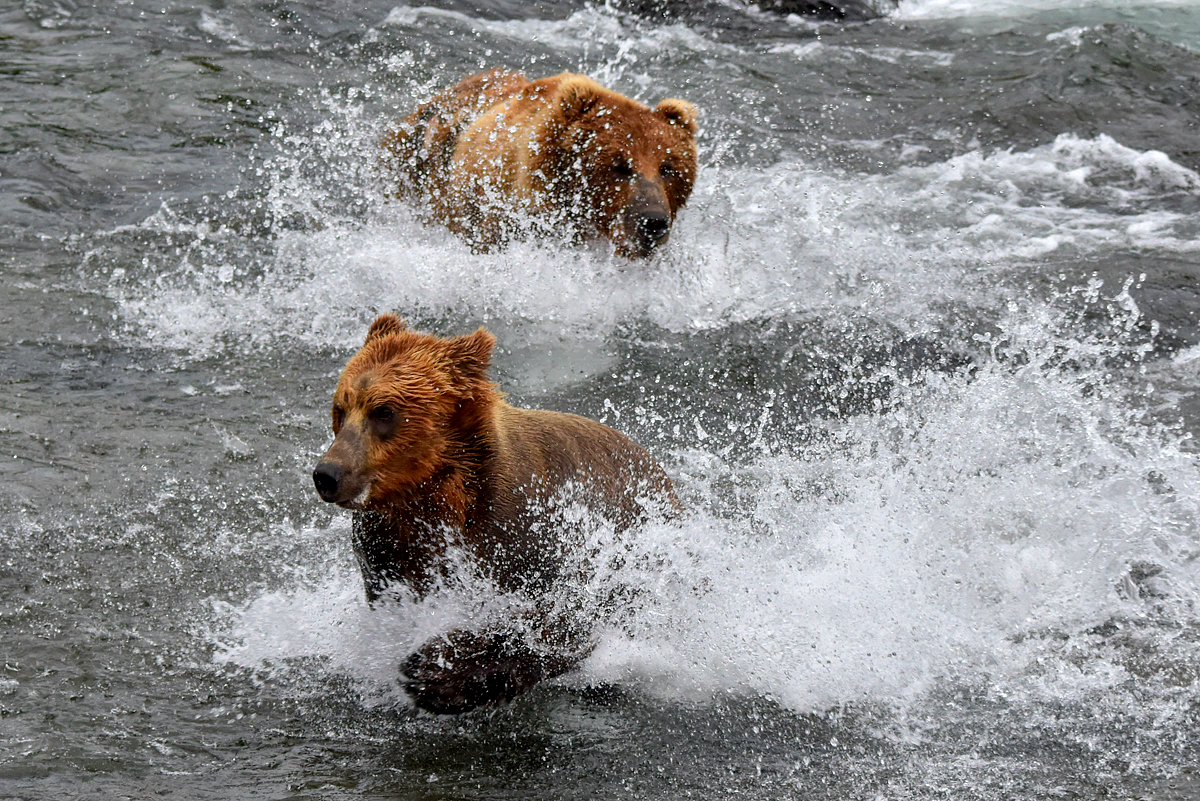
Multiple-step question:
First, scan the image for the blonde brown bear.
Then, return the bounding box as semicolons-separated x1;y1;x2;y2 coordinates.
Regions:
382;69;699;258
312;314;680;712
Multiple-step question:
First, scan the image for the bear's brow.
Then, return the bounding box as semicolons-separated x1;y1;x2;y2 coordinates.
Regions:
352;372;430;409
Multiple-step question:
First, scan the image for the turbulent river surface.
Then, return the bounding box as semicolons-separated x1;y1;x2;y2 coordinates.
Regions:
5;0;1200;798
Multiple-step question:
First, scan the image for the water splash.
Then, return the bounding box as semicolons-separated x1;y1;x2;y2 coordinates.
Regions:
88;127;1197;372
210;296;1200;725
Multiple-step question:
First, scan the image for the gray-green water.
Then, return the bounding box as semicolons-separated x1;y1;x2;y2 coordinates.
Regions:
4;1;1200;798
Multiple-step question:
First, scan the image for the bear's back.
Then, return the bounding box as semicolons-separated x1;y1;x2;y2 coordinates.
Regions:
462;404;679;591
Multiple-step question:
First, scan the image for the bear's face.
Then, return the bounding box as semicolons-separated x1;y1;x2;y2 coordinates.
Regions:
312;315;495;511
550;92;698;259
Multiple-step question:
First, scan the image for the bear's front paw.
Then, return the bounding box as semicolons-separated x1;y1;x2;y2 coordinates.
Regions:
400;629;569;714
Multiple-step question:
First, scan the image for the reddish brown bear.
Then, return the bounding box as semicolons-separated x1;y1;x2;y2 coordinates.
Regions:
312;314;680;713
381;69;699;258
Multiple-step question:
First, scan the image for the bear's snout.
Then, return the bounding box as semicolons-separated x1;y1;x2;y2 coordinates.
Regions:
623;176;673;257
312;461;345;503
635;211;671;250
314;424;371;506
312;458;369;507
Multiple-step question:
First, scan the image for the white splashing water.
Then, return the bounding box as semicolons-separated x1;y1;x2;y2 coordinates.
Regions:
209;292;1200;714
895;0;1200;53
212;360;1200;715
96;118;1200;369
897;0;1198;19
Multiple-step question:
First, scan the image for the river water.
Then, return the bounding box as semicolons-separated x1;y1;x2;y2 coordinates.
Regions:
4;0;1200;798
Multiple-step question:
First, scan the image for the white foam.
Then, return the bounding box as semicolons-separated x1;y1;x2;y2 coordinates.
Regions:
897;0;1196;21
377;5;726;89
197;10;249;49
95;129;1200;376
207;532;533;706
579;337;1199;710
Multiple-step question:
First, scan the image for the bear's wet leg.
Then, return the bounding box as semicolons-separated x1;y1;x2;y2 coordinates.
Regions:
400;628;578;714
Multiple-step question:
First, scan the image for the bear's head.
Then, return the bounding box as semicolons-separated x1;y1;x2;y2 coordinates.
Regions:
312;314;496;511
545;78;698;259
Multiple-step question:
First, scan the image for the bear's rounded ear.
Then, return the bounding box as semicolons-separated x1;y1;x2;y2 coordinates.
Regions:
365;314;407;344
558;76;602;123
446;327;496;382
656;99;698;135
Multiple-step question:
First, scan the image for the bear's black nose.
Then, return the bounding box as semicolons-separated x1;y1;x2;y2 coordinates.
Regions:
312;462;344;502
636;212;671;250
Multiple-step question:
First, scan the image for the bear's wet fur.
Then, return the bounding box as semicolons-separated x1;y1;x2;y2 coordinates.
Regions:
382;69;699;258
312;314;680;713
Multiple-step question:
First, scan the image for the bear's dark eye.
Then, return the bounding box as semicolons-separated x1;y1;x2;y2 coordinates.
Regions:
367;405;399;438
612;161;634;179
660;161;678;179
331;405;346;432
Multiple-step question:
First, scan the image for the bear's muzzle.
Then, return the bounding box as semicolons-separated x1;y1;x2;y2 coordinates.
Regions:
313;425;370;507
623;175;673;258
312;461;346;503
